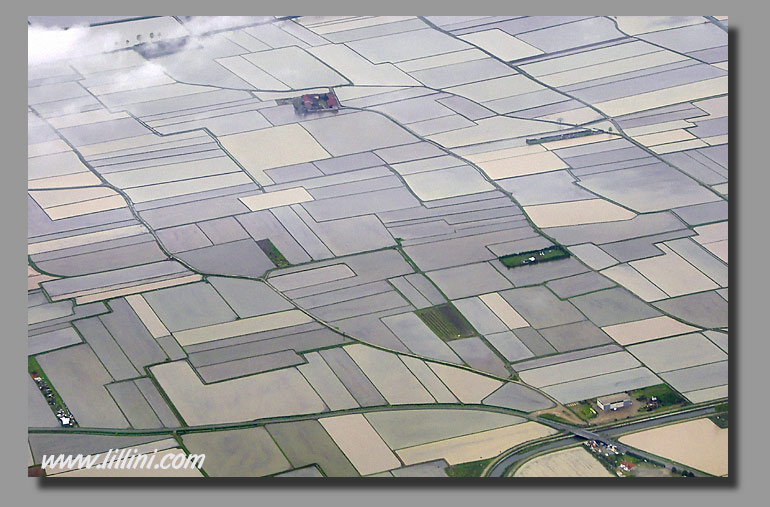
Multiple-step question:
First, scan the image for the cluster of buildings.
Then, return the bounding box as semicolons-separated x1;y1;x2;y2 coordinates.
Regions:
292;92;340;115
31;374;76;427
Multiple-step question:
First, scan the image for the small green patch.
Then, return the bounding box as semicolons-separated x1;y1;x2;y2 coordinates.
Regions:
710;413;729;429
445;457;495;477
629;384;686;411
257;239;290;268
498;245;570;269
569;401;598;421
415;303;475;341
28;355;69;420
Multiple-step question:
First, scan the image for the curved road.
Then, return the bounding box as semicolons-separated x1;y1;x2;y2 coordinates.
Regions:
487;406;718;477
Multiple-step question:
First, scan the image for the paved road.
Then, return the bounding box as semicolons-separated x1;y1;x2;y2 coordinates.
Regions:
487;406;717;477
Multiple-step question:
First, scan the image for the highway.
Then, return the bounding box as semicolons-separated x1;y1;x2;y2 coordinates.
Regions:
486;406;718;477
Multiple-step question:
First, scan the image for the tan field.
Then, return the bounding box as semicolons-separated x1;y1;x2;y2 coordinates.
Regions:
219;124;331;185
480;292;529;329
397;421;557;466
524;199;636;228
173;310;313;346
320;414;401;475
602;316;698;346
459;30;543;62
595;76;728;117
240;187;315;212
427;362;502;404
630;244;719;298
514;447;613;477
619;418;728;476
150;360;327;426
477;150;569;180
601;264;668;302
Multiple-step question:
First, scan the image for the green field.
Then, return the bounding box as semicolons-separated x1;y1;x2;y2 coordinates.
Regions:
499;245;570;268
710;402;729;428
28;355;68;417
569;401;598;421
445;457;495;477
415;303;476;341
256;239;290;268
629;384;686;409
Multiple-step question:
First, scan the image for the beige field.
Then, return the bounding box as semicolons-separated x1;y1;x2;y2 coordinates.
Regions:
124;172;252;204
459;30;543;61
465;143;544;164
30;187;115;208
427;362;502;404
344;344;435;404
150;360;327;426
630;244;719;297
602;316;699;346
695;95;728;120
480;292;529;329
319;414;401;475
651;139;708;155
624;120;695;137
619;418;728;476
173;309;313;346
44;194;128;221
524;199;636;228
219;123;331;185
74;274;203;305
28;171;102;189
396;421;557;466
704;135;729;146
125;294;170;338
447;74;544;104
514;446;612;477
633;128;696;147
28;224;147;255
477;150;569;180
240;187;315;212
594;76;728;117
694;222;728;245
540;50;685;88
601;264;668;302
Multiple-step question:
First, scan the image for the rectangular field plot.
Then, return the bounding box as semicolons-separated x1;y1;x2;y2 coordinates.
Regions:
414;303;476;341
